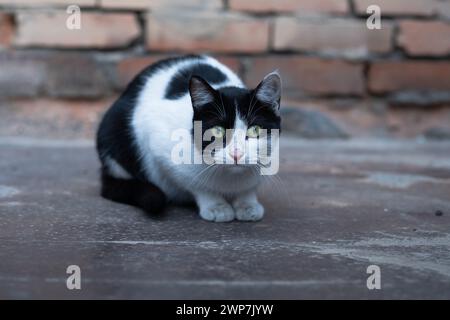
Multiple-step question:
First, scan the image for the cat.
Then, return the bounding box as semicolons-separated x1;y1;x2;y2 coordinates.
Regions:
96;55;281;222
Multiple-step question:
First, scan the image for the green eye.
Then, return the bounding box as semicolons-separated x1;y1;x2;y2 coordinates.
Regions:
211;126;225;138
247;125;262;138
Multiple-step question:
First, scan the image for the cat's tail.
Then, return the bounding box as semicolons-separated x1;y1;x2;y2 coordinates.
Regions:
100;169;166;215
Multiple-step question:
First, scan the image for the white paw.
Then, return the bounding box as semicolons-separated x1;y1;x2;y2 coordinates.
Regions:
199;202;235;222
234;202;264;221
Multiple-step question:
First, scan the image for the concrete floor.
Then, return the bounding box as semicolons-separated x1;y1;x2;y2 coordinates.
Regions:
0;137;449;299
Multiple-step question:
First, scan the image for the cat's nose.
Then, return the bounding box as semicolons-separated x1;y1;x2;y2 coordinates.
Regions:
229;148;244;162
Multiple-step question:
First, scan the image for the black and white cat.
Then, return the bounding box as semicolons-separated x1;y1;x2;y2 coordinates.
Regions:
96;55;281;222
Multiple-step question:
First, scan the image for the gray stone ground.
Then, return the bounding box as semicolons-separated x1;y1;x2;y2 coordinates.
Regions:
0;136;449;299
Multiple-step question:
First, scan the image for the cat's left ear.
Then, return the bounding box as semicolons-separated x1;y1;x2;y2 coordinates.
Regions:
255;71;282;110
189;76;217;110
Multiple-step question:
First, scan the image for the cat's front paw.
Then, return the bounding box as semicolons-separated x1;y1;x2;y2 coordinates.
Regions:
199;202;235;222
234;202;264;221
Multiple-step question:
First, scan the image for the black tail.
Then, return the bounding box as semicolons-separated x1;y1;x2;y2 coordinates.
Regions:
101;170;166;214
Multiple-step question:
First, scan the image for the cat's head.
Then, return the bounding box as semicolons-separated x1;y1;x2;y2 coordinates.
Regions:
189;72;281;173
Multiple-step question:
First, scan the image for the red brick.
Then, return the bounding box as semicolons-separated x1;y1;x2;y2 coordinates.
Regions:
0;13;14;49
0;52;47;97
369;61;450;93
245;56;365;97
146;12;269;53
14;12;140;48
398;20;450;56
0;52;114;98
354;0;436;16
0;0;96;7
229;0;348;14
100;0;222;10
116;55;170;89
0;98;114;139
100;0;151;9
116;55;242;89
44;53;114;98
214;56;242;76
282;99;391;137
274;17;393;57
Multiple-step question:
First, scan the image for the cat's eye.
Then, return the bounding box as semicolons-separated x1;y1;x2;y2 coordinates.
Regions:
211;126;225;139
247;125;262;138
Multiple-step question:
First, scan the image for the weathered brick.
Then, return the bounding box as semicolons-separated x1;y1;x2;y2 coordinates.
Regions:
354;0;436;16
0;52;47;97
116;55;241;89
215;56;242;76
282;99;391;137
147;12;269;53
100;0;151;9
14;12;140;48
0;98;114;139
0;52;114;98
369;61;450;93
116;55;169;89
0;0;95;7
273;17;393;57
100;0;222;10
398;20;450;56
385;104;450;137
44;53;114;98
229;0;348;14
0;13;14;49
245;56;365;97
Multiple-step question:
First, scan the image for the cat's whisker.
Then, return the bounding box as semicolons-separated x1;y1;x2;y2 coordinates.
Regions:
204;108;224;119
187;163;216;188
198;164;222;189
246;92;257;119
247;104;265;123
212;101;226;119
218;93;227;117
255;163;293;208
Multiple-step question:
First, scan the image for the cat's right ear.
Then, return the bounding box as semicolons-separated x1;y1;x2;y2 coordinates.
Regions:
189;76;216;110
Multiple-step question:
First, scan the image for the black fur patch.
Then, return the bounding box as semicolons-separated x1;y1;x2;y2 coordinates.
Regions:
101;169;166;214
165;63;227;100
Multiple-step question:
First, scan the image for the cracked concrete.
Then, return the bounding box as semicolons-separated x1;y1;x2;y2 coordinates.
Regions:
0;137;449;299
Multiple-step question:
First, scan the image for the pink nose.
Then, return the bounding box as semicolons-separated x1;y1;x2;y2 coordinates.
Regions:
230;149;244;162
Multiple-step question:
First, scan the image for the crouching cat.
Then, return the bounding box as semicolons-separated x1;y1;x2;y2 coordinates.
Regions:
96;55;281;222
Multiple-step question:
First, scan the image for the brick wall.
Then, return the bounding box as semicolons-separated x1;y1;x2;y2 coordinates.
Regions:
0;0;450;138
